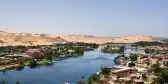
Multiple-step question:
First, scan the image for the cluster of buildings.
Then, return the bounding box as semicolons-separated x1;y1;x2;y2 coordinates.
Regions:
99;45;168;84
0;49;43;70
145;46;168;51
100;66;156;84
0;46;82;71
136;54;168;69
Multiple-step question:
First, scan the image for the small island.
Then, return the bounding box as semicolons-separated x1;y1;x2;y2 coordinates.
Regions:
101;44;125;53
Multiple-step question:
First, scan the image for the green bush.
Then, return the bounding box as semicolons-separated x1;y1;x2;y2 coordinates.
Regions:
142;73;148;81
151;63;161;75
101;68;111;75
29;59;37;68
128;62;135;67
129;54;138;62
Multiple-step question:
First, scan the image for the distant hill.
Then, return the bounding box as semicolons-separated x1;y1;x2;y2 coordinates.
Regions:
0;31;158;46
0;31;67;46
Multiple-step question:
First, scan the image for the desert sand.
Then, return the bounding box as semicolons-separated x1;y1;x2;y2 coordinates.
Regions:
0;31;156;46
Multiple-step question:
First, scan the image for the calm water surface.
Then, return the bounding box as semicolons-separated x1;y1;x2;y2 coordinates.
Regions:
0;48;144;84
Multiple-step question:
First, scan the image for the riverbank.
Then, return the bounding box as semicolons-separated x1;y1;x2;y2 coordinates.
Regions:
114;55;127;65
0;47;145;84
0;53;84;71
0;49;119;84
0;43;99;71
75;48;145;84
0;64;20;71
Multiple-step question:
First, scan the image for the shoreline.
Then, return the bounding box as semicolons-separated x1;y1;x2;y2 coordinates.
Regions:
0;53;84;71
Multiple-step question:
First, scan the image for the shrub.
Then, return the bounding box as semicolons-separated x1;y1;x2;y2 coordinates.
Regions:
128;62;135;67
29;59;37;68
101;68;111;75
129;54;138;62
142;73;148;81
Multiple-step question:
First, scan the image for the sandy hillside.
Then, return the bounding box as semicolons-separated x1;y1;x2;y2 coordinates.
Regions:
0;31;156;46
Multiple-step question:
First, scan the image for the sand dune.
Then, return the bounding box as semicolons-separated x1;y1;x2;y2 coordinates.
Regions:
0;31;156;46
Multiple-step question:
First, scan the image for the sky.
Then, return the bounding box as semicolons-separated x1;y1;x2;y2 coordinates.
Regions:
0;0;168;37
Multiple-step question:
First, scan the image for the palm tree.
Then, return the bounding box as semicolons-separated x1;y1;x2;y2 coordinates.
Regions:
44;50;53;63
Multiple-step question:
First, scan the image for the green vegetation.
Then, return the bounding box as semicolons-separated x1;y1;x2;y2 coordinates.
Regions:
142;73;148;81
77;74;101;84
134;41;168;47
161;70;168;83
23;60;31;66
44;50;54;63
87;74;100;83
145;49;156;54
145;48;168;54
55;42;99;51
150;63;161;75
155;71;168;83
128;62;135;67
102;46;125;53
100;67;111;75
150;63;168;83
0;42;99;71
38;59;49;65
77;67;111;84
0;45;43;54
76;81;85;84
129;54;138;62
28;59;38;68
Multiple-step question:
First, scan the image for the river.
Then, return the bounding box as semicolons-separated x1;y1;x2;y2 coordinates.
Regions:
0;48;144;84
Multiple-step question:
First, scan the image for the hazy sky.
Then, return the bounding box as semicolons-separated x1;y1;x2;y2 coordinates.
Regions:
0;0;168;37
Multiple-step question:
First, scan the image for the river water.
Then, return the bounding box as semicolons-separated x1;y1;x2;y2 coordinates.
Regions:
0;48;144;84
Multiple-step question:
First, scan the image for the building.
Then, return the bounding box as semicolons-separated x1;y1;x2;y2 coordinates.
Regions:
149;58;159;65
136;64;148;68
6;53;31;58
26;49;44;59
111;67;136;81
162;59;168;66
133;79;144;84
138;58;148;64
